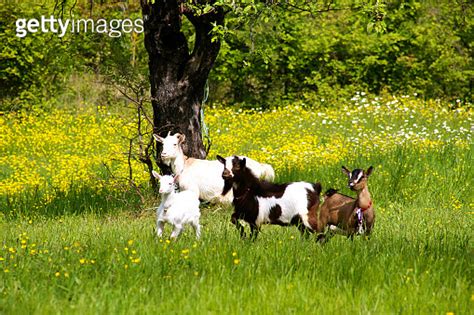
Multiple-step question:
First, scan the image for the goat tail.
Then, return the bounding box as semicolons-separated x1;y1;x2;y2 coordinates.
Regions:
325;188;338;197
260;163;276;182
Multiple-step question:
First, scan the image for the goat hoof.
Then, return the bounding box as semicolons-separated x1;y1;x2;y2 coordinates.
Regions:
316;234;327;244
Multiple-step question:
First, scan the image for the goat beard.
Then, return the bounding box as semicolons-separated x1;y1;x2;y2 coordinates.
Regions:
222;178;233;196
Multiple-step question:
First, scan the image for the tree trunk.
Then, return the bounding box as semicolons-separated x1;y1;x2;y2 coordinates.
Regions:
140;0;224;172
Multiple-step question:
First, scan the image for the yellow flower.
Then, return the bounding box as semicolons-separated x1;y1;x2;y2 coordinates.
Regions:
127;240;134;246
79;258;86;264
55;272;60;277
233;259;240;265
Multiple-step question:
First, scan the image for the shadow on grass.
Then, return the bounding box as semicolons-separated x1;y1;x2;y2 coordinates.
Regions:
1;187;145;219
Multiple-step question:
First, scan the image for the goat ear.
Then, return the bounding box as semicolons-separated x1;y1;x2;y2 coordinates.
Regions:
153;134;164;143
173;174;180;183
366;166;374;177
240;157;247;168
177;133;186;144
216;155;226;164
341;166;351;176
151;170;161;179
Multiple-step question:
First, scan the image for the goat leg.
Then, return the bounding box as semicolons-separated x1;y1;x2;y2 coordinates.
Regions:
192;221;201;239
231;212;246;239
249;223;260;241
316;226;334;244
156;220;165;237
170;224;183;239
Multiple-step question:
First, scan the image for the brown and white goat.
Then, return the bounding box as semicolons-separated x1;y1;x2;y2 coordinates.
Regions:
320;166;375;239
217;155;325;240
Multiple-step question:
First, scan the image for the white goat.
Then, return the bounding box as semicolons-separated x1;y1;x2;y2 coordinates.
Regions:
153;171;201;239
153;132;275;204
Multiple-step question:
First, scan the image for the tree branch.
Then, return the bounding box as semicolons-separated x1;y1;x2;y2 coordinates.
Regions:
182;2;225;84
277;0;363;16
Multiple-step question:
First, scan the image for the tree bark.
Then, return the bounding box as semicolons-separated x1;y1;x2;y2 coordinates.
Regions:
140;0;224;172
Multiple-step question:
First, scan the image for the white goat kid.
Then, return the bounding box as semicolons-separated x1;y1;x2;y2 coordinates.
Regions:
154;132;275;204
153;171;201;239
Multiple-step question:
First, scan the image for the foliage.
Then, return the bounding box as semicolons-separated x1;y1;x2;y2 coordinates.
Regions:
0;2;71;110
1;1;472;111
211;0;473;107
0;1;147;111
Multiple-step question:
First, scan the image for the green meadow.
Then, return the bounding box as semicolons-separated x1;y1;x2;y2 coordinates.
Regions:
1;96;472;314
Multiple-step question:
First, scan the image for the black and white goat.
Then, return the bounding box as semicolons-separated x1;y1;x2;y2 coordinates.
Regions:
217;155;324;240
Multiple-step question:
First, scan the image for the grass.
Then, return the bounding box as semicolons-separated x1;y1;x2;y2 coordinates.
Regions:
1;202;471;314
0;95;473;314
